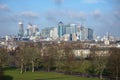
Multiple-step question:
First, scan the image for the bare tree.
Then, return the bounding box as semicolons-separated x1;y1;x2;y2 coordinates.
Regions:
0;48;7;67
63;44;75;74
0;47;7;80
27;42;40;72
42;45;57;72
15;42;26;74
90;47;108;79
108;48;120;80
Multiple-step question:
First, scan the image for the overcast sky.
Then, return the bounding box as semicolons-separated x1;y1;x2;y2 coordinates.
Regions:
0;0;120;37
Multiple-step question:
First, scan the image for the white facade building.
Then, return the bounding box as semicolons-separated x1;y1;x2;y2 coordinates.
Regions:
50;27;58;40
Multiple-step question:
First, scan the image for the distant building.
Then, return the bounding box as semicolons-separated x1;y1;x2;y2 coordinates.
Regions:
57;22;93;41
70;24;77;34
41;27;54;38
50;27;58;40
25;23;40;37
33;25;39;36
69;33;77;41
26;28;30;37
79;26;93;41
62;34;70;41
88;28;93;40
64;24;77;35
18;21;24;37
27;23;33;36
72;33;77;41
58;21;64;38
104;32;110;45
65;25;71;34
79;27;87;40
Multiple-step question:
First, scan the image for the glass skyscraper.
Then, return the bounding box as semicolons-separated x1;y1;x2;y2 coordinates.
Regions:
65;24;77;34
58;21;64;38
18;21;24;37
79;27;93;40
88;28;93;40
70;24;77;34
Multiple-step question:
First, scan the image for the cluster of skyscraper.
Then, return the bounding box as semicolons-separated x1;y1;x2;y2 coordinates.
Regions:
18;21;93;41
18;21;40;40
58;21;93;41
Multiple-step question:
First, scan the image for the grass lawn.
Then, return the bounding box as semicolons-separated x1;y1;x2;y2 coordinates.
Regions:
4;69;100;80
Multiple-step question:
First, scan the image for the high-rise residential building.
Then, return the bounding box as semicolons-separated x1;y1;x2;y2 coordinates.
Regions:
58;21;64;38
18;21;24;37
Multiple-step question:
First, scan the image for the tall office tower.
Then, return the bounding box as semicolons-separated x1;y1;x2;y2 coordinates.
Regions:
65;24;77;35
27;23;33;36
62;25;66;35
106;32;109;40
26;28;30;37
84;27;89;40
18;21;24;37
70;24;77;34
77;25;81;32
58;21;64;38
50;27;58;40
79;27;85;40
79;26;88;40
33;25;39;36
88;28;93;40
65;24;71;34
41;27;54;38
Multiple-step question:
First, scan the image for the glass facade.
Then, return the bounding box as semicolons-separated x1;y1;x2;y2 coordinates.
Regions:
58;21;64;38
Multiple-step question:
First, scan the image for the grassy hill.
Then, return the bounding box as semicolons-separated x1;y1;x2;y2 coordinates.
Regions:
4;69;100;80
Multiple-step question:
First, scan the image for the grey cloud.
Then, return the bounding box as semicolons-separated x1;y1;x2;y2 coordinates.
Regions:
92;10;101;19
21;11;40;19
0;4;10;12
0;15;18;23
67;11;87;21
107;0;120;12
82;0;99;4
45;10;87;24
45;10;59;24
114;11;120;20
53;0;64;5
108;0;120;36
91;11;120;36
46;15;58;23
82;0;106;4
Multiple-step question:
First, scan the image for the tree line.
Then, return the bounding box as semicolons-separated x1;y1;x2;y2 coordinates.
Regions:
0;42;120;80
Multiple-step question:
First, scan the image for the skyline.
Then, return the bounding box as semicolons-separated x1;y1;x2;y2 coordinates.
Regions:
0;0;120;37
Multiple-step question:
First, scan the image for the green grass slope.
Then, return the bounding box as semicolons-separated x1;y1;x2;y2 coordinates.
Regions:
4;69;100;80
